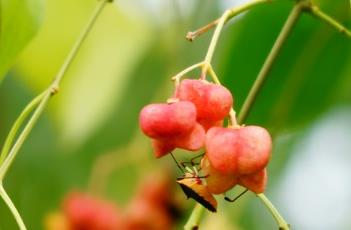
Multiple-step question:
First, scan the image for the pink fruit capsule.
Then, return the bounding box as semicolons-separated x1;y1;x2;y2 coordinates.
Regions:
201;156;237;194
236;126;272;175
205;126;271;175
178;79;233;123
152;123;206;158
139;101;197;139
197;119;223;131
238;168;267;194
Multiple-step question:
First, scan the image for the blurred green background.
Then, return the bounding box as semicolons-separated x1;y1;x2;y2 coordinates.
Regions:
0;0;351;229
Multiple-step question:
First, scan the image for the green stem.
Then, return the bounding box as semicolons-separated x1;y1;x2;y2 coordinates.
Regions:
237;2;303;124
0;91;47;165
201;10;231;77
307;4;351;38
0;185;27;230
172;62;204;89
0;92;51;180
0;0;110;228
201;0;277;77
186;0;274;42
184;203;206;230
51;0;109;88
257;193;289;230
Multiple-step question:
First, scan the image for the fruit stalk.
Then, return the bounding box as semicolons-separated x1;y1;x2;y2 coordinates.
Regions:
201;9;231;78
186;0;275;42
0;185;27;230
184;203;206;230
172;62;204;94
257;193;290;230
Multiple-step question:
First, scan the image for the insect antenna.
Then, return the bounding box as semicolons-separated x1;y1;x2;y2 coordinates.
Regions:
180;152;205;168
190;152;205;165
169;152;185;174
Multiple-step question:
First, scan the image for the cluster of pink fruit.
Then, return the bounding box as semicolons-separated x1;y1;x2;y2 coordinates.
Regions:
46;174;178;230
140;79;272;197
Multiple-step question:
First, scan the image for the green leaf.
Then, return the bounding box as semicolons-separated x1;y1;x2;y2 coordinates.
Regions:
0;0;44;83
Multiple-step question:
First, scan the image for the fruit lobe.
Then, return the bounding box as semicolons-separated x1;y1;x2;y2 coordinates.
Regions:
152;123;205;158
201;156;237;194
205;127;239;174
197;118;223;131
238;168;267;193
236;126;272;175
139;101;197;139
206;126;272;175
178;79;233;122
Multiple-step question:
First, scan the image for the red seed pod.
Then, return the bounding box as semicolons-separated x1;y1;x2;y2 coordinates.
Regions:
236;126;272;175
201;156;237;195
139;101;197;139
152;123;206;158
238;168;267;194
63;192;121;230
174;123;206;151
152;139;175;158
205;126;272;175
178;79;233;123
205;127;239;174
197;119;223;131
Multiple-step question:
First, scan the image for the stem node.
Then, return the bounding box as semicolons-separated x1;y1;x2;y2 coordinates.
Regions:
186;32;196;42
50;86;60;95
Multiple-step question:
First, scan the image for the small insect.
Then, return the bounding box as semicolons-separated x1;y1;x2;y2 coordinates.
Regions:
170;152;217;212
170;152;248;212
177;169;217;212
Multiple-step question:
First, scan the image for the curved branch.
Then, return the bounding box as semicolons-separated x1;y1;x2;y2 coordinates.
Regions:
0;185;27;230
186;0;275;41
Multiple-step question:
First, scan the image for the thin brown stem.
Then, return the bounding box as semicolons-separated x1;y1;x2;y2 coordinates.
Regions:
186;0;274;42
186;19;220;42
